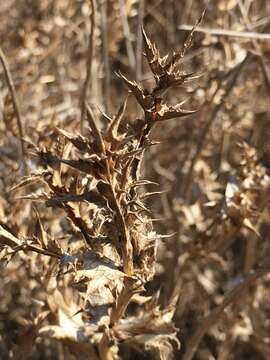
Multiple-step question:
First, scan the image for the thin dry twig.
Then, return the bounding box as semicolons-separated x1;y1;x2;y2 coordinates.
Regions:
136;0;145;81
178;25;270;41
0;225;62;259
80;0;96;132
0;48;28;175
100;0;110;112
119;0;136;71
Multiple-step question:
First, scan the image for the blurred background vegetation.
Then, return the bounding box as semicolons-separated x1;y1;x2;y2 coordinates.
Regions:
1;1;270;359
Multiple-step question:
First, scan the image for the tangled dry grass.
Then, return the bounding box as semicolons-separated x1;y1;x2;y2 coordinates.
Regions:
1;1;270;359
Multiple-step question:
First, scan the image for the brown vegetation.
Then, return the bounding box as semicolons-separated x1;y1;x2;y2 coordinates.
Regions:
1;1;270;359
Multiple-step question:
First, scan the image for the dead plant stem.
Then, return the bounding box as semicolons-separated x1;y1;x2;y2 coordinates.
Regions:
80;0;96;132
0;48;28;175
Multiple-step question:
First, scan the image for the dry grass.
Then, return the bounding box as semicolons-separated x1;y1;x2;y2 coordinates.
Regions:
1;1;270;359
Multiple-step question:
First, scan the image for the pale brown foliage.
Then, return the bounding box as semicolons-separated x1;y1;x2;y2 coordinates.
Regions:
1;1;270;360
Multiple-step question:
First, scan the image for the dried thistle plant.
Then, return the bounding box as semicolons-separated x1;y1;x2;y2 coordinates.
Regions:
2;2;270;359
0;25;197;359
